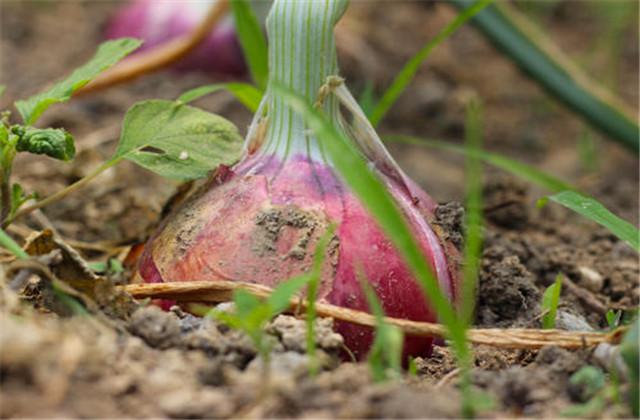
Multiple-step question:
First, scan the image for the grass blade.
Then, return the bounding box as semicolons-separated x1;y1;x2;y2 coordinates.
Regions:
387;136;638;252
230;0;269;90
177;83;263;112
306;225;336;376
460;99;483;327
449;0;639;151
273;83;466;354
385;135;575;193
0;228;28;260
369;0;493;127
544;190;639;252
267;274;311;316
541;273;563;329
358;273;404;381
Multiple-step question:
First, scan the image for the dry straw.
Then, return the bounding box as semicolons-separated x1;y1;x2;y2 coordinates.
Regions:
122;280;625;350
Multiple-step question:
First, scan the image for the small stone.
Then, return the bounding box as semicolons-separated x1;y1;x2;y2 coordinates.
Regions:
178;151;189;160
577;266;604;292
556;311;593;332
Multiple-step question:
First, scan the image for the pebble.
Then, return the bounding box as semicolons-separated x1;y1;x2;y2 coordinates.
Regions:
577;266;604;292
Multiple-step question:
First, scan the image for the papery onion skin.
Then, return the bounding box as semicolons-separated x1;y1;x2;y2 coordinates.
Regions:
105;0;246;75
138;153;459;360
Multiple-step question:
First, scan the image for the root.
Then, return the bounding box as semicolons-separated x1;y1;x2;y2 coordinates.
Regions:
121;281;626;350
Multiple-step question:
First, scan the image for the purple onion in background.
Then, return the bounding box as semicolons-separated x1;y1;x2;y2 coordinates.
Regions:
105;0;247;75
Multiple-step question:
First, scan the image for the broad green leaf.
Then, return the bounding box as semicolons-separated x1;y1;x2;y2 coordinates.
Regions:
14;126;75;161
541;273;563;329
15;38;142;125
177;83;263;112
369;0;493;126
230;0;268;90
274;83;464;351
0;85;5;98
114;100;243;180
386;135;574;193
546;190;639;252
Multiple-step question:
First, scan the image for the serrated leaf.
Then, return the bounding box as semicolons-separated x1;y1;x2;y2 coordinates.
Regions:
15;38;141;124
548;190;639;252
115;100;243;180
177;83;262;112
15;126;75;161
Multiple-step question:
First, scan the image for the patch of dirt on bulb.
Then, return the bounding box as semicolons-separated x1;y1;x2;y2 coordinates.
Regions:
253;205;328;260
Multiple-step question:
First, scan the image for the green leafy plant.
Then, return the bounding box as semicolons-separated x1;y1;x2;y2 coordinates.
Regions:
1;38;141;225
208;274;313;377
541;273;563;329
8;92;244;226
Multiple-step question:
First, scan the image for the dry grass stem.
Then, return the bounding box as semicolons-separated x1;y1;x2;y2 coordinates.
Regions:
122;281;626;350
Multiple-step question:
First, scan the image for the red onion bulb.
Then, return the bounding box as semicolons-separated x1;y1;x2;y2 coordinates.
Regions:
138;0;459;361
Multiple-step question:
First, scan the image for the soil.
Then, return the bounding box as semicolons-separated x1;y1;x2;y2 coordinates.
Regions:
1;1;638;418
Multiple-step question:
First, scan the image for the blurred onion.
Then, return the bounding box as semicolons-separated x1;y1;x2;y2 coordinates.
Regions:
106;0;246;75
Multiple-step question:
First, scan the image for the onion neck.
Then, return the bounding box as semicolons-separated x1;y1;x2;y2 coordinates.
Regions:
245;0;348;164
